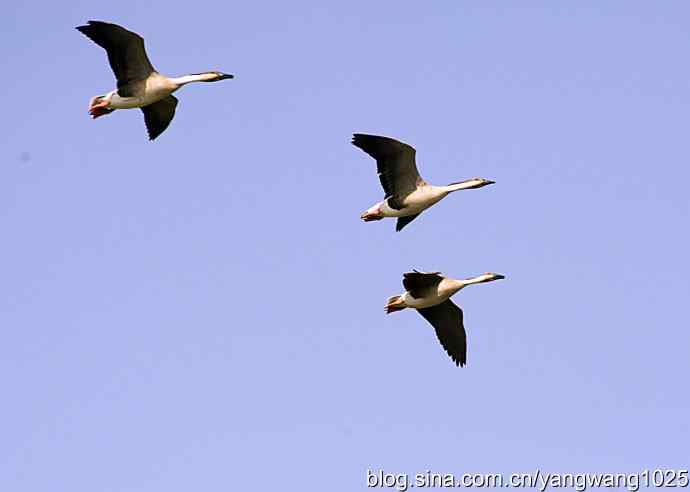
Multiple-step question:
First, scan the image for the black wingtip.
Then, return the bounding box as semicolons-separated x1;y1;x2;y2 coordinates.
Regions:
351;132;376;148
451;356;466;367
75;21;100;39
76;20;100;29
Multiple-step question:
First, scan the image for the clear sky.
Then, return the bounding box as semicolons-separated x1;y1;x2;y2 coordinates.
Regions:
2;1;689;490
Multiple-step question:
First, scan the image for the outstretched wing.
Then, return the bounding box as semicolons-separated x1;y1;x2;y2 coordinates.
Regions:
402;269;444;299
76;21;156;95
418;300;467;367
141;96;178;140
352;134;424;209
396;214;420;232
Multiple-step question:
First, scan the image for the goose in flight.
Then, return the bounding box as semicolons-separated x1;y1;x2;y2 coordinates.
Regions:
352;134;495;231
76;21;234;140
386;270;505;366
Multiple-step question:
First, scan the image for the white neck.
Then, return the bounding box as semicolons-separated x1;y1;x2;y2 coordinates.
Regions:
169;73;215;87
440;179;484;193
459;274;495;286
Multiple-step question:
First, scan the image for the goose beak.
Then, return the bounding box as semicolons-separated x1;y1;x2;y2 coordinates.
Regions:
218;73;234;80
492;274;505;280
484;179;496;186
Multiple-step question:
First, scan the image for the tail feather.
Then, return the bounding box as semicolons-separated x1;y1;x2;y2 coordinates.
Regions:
385;295;406;314
90;106;114;118
88;95;114;119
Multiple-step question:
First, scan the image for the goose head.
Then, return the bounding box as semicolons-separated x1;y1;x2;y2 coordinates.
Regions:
191;71;234;82
463;272;506;286
483;272;505;282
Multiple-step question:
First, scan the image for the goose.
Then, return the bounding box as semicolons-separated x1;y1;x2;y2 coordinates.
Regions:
352;134;495;231
386;270;505;366
76;21;234;140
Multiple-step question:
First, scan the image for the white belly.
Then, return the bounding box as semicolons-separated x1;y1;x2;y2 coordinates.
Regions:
401;278;463;309
401;291;449;309
380;200;413;217
109;91;168;109
403;186;445;209
109;93;145;109
107;77;176;109
378;186;446;217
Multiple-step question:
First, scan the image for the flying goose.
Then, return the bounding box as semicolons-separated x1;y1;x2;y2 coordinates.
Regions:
76;21;234;140
352;134;495;231
386;270;505;366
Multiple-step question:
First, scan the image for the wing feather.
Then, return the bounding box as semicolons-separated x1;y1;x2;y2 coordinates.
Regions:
141;95;178;140
418;300;467;367
352;134;424;208
402;270;443;298
77;21;155;95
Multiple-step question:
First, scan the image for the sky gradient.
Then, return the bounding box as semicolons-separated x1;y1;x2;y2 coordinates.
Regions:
2;2;689;490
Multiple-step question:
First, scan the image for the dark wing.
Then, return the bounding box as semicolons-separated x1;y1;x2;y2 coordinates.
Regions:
418;300;467;367
352;134;424;208
396;214;420;232
141;96;178;140
76;21;155;95
402;270;443;299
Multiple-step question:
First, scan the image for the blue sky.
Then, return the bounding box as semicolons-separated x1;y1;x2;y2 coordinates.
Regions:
2;1;689;490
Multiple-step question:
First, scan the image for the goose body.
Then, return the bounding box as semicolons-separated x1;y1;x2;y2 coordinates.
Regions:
77;21;233;140
352;134;495;231
363;184;449;218
386;270;505;366
96;74;177;109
